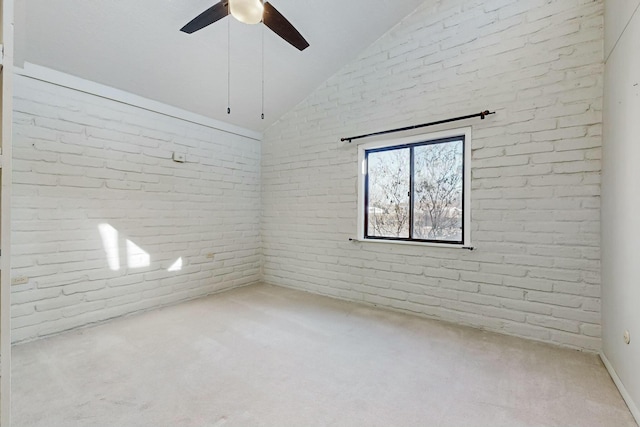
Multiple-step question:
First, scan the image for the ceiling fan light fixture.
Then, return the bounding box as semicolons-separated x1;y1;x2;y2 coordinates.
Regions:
229;0;264;25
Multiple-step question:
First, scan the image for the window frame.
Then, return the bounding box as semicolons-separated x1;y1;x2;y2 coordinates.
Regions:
357;127;472;248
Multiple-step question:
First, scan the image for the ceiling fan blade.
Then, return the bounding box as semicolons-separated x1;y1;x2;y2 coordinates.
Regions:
263;2;309;51
180;2;229;34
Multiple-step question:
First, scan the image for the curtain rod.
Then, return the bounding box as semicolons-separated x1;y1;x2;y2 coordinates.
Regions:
341;110;495;143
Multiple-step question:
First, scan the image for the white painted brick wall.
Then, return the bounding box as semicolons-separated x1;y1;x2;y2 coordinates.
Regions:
261;0;604;350
12;75;262;343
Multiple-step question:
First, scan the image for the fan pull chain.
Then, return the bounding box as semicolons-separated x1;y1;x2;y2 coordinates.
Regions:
227;17;231;115
261;23;265;120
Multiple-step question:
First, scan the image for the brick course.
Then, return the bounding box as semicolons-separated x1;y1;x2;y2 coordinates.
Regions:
12;76;262;342
261;0;604;350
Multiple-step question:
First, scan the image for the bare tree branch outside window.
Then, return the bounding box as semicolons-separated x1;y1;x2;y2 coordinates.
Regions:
367;148;410;238
414;141;463;241
365;138;464;243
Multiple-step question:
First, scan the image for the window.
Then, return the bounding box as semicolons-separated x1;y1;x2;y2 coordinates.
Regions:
357;128;471;247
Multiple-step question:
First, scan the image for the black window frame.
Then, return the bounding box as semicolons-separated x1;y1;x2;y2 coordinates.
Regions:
363;135;466;245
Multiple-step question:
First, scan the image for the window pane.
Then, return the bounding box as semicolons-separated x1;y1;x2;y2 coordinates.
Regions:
367;148;410;238
413;140;463;242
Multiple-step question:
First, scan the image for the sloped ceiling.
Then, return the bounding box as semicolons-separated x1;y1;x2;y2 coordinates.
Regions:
16;0;426;132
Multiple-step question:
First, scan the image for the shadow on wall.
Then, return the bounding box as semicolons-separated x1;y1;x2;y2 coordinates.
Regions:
98;223;182;272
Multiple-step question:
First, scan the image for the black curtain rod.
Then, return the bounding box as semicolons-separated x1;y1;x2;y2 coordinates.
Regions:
341;110;495;143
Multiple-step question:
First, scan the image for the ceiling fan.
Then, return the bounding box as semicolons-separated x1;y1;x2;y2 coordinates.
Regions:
180;0;310;51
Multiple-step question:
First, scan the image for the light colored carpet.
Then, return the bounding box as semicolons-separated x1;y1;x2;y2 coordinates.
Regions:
12;284;638;427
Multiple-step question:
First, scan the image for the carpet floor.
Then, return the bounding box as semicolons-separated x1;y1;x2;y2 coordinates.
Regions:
12;284;638;427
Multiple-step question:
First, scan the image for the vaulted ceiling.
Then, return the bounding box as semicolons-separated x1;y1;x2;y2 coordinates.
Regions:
16;0;426;132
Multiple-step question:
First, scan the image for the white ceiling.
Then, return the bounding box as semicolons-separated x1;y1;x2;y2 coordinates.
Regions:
16;0;426;132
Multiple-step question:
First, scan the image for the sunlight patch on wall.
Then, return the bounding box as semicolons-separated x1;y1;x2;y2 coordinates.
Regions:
98;223;120;271
127;239;150;269
168;257;183;272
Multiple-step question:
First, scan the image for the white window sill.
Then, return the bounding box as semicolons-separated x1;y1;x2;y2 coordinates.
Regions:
349;238;474;250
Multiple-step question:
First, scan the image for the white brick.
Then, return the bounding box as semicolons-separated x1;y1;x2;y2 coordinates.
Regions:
12;0;605;353
12;75;262;343
261;0;603;351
